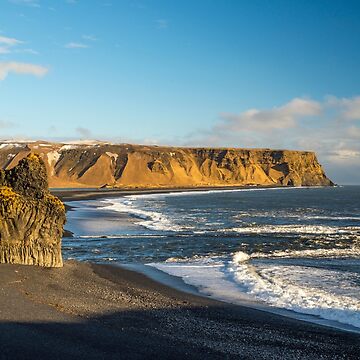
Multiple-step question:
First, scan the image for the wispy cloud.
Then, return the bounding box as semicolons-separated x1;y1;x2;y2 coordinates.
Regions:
326;95;360;120
8;0;40;7
65;42;89;49
0;35;37;55
218;98;321;132
0;35;23;46
0;47;38;55
0;62;48;80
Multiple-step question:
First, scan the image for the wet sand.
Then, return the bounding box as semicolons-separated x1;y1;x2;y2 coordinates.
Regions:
0;260;359;359
51;185;281;203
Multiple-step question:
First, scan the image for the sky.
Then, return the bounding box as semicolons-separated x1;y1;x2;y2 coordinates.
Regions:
0;0;360;184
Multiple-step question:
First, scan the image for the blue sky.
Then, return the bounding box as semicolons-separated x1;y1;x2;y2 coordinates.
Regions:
0;0;360;183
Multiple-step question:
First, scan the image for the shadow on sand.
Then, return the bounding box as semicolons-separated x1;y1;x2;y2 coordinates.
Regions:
0;305;360;360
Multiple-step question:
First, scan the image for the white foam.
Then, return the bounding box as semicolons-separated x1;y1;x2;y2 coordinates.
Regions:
234;211;360;221
233;251;250;263
229;252;360;328
149;257;254;303
100;194;360;236
228;224;360;235
149;250;360;330
101;198;183;232
251;246;360;259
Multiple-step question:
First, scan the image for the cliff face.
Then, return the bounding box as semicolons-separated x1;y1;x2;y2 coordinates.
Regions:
0;142;333;188
0;154;65;267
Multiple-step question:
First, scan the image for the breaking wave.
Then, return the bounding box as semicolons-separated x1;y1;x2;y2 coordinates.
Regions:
228;250;360;329
149;247;360;330
101;197;184;232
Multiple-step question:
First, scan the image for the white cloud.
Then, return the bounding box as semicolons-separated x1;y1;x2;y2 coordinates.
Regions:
325;95;360;120
65;42;89;49
184;96;360;184
347;126;360;139
0;62;48;80
339;97;360;120
0;35;23;54
218;98;321;132
327;149;360;162
0;35;23;46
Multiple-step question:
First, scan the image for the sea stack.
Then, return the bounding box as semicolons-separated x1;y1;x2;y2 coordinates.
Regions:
0;154;65;267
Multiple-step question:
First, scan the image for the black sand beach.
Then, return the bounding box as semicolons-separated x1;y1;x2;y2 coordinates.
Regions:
1;260;360;360
51;185;280;203
1;188;359;359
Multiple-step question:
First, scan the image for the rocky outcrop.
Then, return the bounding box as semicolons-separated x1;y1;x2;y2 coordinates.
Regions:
0;142;333;188
0;154;65;267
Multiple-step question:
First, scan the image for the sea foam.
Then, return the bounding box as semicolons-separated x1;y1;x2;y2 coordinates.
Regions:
149;249;360;330
229;251;360;329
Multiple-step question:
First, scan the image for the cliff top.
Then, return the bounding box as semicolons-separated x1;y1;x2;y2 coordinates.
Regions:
0;140;316;154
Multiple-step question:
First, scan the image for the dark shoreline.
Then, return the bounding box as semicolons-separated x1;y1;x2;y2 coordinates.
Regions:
57;185;359;335
52;184;294;202
0;260;359;359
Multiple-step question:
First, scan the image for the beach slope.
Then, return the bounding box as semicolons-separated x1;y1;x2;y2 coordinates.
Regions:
0;261;359;359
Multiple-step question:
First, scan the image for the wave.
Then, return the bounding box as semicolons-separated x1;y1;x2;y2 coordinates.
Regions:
234;211;360;221
101;198;184;232
250;246;360;260
99;196;360;236
231;243;360;262
150;248;360;330
229;251;360;329
227;224;360;235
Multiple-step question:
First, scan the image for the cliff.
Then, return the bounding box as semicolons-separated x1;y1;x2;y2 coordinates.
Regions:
0;142;333;188
0;154;65;267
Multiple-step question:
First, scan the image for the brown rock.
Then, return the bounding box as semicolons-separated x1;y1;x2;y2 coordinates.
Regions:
0;142;334;188
0;154;65;267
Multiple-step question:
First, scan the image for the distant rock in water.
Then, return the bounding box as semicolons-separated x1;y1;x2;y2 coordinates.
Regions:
0;154;65;267
0;141;334;188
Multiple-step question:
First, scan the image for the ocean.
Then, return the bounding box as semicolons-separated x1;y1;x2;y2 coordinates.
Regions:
63;186;360;332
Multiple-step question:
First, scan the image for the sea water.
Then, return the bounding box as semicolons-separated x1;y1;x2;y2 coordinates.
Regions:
63;186;360;331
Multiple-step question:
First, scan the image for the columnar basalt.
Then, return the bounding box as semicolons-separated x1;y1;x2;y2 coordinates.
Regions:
0;154;65;267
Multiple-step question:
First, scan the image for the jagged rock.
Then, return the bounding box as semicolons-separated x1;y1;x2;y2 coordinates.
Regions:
0;154;65;267
0;141;334;188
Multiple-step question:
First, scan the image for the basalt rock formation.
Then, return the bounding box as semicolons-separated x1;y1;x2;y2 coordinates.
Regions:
0;142;333;188
0;154;65;267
